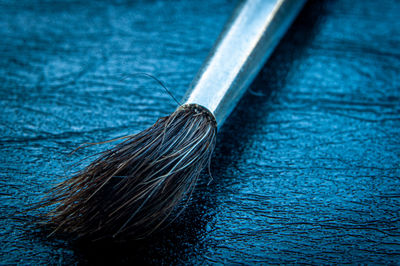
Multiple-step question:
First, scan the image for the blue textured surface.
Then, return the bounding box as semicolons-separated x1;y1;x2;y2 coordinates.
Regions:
0;0;399;264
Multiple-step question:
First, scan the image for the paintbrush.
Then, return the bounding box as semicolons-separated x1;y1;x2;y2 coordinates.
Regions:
39;0;306;239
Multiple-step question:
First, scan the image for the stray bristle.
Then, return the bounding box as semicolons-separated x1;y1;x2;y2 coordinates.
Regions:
38;104;217;239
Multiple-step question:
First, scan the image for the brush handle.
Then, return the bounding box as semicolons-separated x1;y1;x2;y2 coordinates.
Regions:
182;0;306;127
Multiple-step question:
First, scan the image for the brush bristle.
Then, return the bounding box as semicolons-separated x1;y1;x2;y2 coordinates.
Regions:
39;104;217;239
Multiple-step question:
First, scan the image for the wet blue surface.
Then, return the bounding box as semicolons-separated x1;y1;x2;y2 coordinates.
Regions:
1;0;400;264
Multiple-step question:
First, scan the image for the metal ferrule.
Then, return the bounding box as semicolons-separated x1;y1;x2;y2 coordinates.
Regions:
182;0;306;127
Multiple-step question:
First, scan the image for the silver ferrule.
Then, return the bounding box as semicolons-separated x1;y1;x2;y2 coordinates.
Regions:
182;0;306;127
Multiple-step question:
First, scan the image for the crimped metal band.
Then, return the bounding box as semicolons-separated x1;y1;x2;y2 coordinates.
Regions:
178;104;217;128
182;0;306;127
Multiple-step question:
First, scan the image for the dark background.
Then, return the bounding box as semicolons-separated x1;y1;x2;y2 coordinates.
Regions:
1;0;399;264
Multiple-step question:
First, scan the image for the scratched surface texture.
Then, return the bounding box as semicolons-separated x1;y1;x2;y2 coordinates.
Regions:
1;0;399;264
